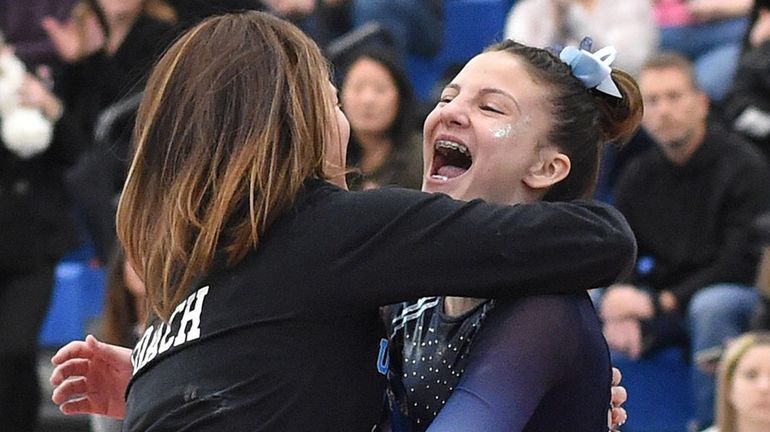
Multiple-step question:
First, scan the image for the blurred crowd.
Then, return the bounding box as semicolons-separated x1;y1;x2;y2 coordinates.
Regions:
1;1;770;431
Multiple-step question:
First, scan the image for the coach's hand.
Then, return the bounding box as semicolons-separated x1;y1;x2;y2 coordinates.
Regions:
50;334;133;419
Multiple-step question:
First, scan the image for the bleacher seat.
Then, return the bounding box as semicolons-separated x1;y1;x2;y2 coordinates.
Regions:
38;246;106;348
611;348;696;432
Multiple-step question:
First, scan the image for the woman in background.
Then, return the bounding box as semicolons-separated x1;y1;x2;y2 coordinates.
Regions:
703;332;770;432
338;45;423;190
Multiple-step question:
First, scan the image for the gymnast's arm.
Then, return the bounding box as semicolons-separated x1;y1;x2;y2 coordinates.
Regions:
426;296;582;432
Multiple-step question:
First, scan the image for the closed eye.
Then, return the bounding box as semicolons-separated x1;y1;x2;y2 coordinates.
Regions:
481;105;504;114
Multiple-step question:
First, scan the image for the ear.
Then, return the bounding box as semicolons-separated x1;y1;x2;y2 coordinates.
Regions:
695;90;710;120
522;148;571;191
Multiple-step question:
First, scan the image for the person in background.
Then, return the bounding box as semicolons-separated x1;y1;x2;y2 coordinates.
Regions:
504;0;658;77
722;0;770;162
0;46;81;432
653;0;752;103
601;52;770;430
39;0;176;263
338;45;423;190
701;332;770;432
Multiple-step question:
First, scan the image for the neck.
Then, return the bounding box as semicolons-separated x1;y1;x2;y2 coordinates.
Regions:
444;297;486;318
354;131;392;174
105;10;140;54
134;299;146;332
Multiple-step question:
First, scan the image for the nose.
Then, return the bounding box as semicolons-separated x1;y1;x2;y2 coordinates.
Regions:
438;98;470;128
361;87;378;105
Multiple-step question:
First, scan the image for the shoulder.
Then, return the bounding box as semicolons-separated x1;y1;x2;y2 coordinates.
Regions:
710;126;768;171
508;0;548;20
475;295;602;366
740;41;770;71
489;294;594;334
615;148;661;191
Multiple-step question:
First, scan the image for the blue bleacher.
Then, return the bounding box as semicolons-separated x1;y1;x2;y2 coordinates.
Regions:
611;348;696;432
408;0;515;101
38;245;106;348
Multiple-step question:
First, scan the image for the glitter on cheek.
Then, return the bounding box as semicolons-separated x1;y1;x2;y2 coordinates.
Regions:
490;123;512;139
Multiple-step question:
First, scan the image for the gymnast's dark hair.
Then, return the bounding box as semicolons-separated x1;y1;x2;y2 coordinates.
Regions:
485;40;644;201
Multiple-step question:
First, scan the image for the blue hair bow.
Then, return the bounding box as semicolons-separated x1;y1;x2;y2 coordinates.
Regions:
559;43;622;98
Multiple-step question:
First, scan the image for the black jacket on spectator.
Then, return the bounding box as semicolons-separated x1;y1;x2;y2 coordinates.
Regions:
54;14;173;158
614;122;770;308
723;40;770;162
59;15;173;262
0;135;80;273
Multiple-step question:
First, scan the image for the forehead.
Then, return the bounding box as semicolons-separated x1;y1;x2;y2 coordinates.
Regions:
737;345;770;366
639;67;695;94
348;57;390;77
453;52;541;92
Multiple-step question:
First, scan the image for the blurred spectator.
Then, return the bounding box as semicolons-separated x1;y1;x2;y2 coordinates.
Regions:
37;0;174;164
90;247;145;432
338;46;423;190
601;52;770;430
722;0;770;162
653;0;752;103
263;0;444;60
0;47;81;432
166;0;265;30
40;0;175;262
702;332;770;432
0;0;77;68
504;0;658;77
259;0;350;49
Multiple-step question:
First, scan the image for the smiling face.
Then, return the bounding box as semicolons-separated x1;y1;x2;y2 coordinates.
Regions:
730;345;770;426
422;51;567;204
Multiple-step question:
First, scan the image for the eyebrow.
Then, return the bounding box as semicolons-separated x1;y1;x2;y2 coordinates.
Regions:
444;84;522;115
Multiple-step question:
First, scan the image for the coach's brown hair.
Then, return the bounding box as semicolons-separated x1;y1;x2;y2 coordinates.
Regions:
117;12;338;320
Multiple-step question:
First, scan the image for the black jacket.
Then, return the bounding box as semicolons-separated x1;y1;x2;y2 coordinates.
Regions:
615;122;770;307
123;179;635;431
0;132;80;273
723;40;770;162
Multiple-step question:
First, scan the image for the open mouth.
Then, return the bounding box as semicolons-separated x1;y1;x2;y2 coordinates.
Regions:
430;140;472;181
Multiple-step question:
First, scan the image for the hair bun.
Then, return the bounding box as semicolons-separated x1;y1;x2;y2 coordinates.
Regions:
592;69;644;145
